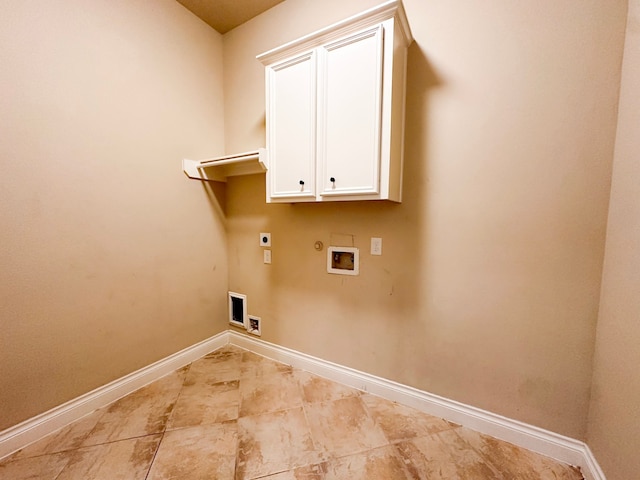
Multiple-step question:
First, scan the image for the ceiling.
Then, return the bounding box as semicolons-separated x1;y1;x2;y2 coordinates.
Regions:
177;0;286;34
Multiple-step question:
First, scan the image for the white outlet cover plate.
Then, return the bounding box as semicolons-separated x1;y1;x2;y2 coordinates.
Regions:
371;237;382;255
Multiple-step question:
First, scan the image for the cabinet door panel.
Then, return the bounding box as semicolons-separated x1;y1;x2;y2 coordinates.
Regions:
268;51;316;199
319;26;383;197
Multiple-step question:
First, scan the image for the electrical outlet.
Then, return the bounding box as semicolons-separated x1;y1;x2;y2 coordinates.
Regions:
264;250;272;264
259;232;271;247
371;237;382;255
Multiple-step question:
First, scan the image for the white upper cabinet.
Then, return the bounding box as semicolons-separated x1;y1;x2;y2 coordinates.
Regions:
258;1;413;203
268;51;317;199
319;26;383;198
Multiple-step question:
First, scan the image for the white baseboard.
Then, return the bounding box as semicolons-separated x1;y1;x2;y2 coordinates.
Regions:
0;331;228;460
0;329;605;480
227;331;606;480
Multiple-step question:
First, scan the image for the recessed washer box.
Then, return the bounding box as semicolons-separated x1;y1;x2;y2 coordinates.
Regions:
327;246;359;276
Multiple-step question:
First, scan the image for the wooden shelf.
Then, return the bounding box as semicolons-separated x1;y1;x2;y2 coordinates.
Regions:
182;148;267;182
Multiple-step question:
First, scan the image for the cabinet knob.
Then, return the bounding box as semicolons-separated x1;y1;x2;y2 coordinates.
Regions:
330;177;336;183
299;180;305;185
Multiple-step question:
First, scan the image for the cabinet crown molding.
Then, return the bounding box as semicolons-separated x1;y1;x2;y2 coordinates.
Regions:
257;0;413;66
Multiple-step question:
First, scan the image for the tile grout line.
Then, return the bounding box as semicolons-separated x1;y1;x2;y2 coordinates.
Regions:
143;360;194;479
142;431;166;480
356;390;418;478
163;362;193;431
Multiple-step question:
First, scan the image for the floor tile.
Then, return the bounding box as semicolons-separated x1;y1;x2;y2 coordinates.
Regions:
361;393;458;443
240;351;292;378
81;368;186;446
325;445;412;480
260;463;328;479
0;452;71;480
457;426;584;479
237;407;323;479
56;435;160;480
168;379;239;429
395;428;501;479
298;371;362;404
239;370;303;417
304;396;388;459
8;409;105;460
191;349;242;384
146;422;237;479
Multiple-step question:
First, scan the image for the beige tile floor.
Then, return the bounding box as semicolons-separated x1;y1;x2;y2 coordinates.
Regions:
0;345;584;479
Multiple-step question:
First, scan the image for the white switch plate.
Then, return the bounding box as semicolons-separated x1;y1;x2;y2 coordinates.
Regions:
264;250;272;264
259;233;271;247
371;237;382;255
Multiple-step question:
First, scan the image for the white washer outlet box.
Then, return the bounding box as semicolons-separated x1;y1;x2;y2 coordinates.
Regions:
327;246;359;275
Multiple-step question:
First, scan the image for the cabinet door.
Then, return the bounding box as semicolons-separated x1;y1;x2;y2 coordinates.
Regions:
318;26;384;198
267;51;317;200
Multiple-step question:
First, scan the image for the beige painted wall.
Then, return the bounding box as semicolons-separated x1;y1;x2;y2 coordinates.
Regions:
223;0;627;439
0;0;228;430
587;1;640;478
